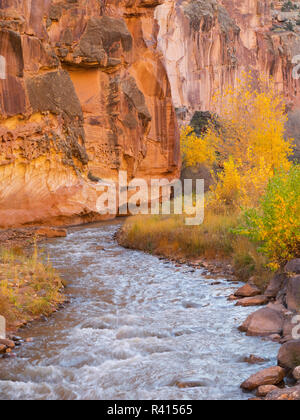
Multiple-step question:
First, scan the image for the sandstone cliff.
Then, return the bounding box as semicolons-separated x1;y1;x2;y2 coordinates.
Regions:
0;0;180;227
155;0;300;144
1;0;300;228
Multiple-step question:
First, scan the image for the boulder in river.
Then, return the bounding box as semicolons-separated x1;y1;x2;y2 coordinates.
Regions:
278;340;300;372
265;385;300;400
236;296;268;307
239;307;284;337
241;366;285;391
174;380;206;389
256;385;279;397
234;284;262;298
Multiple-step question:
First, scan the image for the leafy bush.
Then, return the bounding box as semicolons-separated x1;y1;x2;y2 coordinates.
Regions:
236;165;300;270
180;125;215;167
181;73;293;211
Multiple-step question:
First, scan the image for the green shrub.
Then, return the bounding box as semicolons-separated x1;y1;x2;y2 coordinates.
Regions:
236;165;300;270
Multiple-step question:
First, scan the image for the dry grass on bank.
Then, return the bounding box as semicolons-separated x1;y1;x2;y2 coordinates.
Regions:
0;246;65;330
118;212;272;288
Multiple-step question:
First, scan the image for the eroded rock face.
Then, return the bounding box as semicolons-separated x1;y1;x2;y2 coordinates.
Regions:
1;0;299;227
0;0;180;227
155;0;300;131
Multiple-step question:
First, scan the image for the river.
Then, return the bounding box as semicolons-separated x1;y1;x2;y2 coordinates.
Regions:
0;221;280;400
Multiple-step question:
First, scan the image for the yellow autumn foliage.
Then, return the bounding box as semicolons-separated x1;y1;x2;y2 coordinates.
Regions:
211;74;293;171
236;165;300;269
180;125;215;167
181;73;294;210
120;75;298;276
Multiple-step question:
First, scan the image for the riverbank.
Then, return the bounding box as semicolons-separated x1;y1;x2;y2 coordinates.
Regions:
117;214;273;289
0;227;67;250
117;217;300;400
0;227;68;353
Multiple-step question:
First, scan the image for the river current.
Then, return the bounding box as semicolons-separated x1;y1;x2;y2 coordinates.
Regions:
0;222;279;400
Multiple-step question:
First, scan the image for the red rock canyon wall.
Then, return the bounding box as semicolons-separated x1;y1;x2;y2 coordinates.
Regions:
1;0;300;228
0;0;180;227
155;0;300;125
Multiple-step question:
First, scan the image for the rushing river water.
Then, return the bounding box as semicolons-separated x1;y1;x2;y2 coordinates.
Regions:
0;222;280;400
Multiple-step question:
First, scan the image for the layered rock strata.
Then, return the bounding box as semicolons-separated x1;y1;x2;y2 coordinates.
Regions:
0;0;180;227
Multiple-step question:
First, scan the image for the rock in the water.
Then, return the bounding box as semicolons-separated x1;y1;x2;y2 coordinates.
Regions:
243;355;268;365
239;308;284;337
293;366;300;382
278;340;300;372
234;284;261;298
286;276;300;312
0;338;15;349
236;296;268;307
265;273;288;299
285;259;300;275
265;385;300;400
241;366;285;391
256;385;279;397
175;380;206;389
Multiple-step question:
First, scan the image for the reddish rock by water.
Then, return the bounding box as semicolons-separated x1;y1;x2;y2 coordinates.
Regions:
236;296;268;307
278;341;300;372
240;308;284;337
241;366;285;391
256;385;279;397
234;284;262;298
